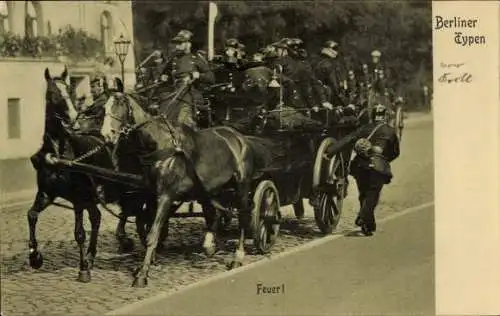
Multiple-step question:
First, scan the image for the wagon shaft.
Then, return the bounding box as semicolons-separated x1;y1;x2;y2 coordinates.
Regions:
52;158;146;188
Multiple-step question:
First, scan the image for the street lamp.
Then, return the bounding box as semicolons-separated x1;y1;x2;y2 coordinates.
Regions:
113;33;131;85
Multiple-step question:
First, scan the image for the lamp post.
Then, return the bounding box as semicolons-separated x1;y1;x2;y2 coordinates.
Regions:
113;33;131;85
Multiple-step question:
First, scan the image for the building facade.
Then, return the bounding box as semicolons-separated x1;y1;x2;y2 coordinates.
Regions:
0;1;136;203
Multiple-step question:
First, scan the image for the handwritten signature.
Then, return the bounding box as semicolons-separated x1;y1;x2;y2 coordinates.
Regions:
438;72;472;83
438;62;472;83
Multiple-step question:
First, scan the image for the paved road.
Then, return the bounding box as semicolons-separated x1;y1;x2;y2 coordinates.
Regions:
0;115;433;316
110;203;434;316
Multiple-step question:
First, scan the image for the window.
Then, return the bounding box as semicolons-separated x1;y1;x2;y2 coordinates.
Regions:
0;1;9;34
46;20;51;35
7;98;21;139
25;1;38;37
100;11;113;55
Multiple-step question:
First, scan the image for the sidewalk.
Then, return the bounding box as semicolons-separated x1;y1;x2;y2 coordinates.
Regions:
0;112;432;210
0;189;37;211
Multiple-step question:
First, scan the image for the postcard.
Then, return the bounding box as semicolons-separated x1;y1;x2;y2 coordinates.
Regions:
0;1;498;315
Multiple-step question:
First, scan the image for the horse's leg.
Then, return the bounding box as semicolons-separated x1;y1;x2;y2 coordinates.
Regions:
155;217;169;255
116;197;135;253
74;205;91;283
142;195;157;247
85;204;102;270
132;193;172;288
230;181;251;269
27;190;53;269
201;198;219;257
136;207;148;249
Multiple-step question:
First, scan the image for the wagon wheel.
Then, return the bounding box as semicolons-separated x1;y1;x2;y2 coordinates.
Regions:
312;137;346;234
250;180;281;254
394;106;404;142
292;178;305;219
217;212;232;231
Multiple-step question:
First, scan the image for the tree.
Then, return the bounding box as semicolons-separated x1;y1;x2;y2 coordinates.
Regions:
132;1;432;109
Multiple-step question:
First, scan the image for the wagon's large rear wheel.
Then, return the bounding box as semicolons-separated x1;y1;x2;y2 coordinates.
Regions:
250;180;281;254
312;137;346;234
394;106;404;141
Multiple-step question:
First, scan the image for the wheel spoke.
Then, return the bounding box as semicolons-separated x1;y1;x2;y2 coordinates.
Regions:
264;190;276;212
327;195;335;224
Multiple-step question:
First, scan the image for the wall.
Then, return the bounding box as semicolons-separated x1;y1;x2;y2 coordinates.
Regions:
42;1;136;77
3;1;136;79
0;59;65;160
0;1;136;201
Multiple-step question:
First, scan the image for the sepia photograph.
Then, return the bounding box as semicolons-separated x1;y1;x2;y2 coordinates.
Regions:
0;1;434;315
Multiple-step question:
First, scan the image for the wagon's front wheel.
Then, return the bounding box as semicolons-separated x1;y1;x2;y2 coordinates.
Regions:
250;180;281;254
312;137;346;234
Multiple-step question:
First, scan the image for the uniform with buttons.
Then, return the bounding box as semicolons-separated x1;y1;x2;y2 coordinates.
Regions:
156;30;215;129
349;104;400;235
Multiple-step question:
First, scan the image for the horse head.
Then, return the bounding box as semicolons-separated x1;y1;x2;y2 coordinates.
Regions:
101;87;196;162
44;66;79;132
101;89;136;145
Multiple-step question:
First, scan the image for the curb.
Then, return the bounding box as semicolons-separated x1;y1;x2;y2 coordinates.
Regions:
107;201;435;315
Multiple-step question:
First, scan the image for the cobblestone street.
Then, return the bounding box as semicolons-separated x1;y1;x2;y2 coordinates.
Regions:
1;118;433;316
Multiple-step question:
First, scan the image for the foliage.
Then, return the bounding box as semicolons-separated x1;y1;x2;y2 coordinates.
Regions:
0;25;112;65
0;32;23;57
132;1;432;109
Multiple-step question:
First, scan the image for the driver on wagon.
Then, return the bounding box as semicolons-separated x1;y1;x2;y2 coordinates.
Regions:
77;71;109;133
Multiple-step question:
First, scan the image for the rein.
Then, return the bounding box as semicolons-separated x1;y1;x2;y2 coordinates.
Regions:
109;84;191;153
44;80;137;223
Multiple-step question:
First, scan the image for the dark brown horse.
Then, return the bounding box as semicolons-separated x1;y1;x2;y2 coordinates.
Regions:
75;79;152;253
100;88;275;287
28;67;110;282
27;68;142;283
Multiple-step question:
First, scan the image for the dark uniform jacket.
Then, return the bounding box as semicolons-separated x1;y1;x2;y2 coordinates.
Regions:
345;77;361;105
350;122;400;183
157;52;214;93
242;64;274;95
312;54;347;106
156;52;215;113
369;62;388;95
78;93;108;133
269;55;325;109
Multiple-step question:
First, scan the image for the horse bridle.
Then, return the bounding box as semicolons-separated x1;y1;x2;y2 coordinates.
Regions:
50;79;78;128
104;92;185;155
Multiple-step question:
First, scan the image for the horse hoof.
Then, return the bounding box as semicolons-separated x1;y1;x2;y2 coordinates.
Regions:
203;244;217;257
29;251;43;269
228;260;243;270
86;258;95;270
77;270;91;283
132;277;148;288
119;238;135;253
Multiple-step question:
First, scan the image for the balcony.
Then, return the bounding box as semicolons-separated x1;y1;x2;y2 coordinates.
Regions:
0;25;114;67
